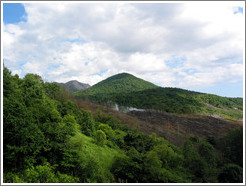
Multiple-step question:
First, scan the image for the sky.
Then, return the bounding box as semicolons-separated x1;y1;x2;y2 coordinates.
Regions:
2;2;245;98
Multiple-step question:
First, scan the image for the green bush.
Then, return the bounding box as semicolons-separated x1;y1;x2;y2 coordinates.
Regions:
95;130;107;146
218;164;243;183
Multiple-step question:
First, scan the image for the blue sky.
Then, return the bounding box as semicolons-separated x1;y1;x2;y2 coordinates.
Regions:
197;81;243;98
3;3;26;24
2;2;245;98
234;6;243;14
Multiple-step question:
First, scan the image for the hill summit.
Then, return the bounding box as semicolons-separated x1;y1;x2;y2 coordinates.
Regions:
80;72;158;95
55;80;90;92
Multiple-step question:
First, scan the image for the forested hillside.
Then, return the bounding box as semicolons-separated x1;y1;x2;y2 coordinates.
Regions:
80;73;158;95
3;67;243;183
75;73;243;120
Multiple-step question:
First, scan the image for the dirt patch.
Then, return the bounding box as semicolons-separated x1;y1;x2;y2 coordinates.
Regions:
128;110;242;146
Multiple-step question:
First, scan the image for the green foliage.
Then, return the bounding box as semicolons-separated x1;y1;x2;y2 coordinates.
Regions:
183;140;206;182
62;114;79;136
111;153;142;183
95;110;120;129
50;109;62;122
56;172;80;183
76;73;157;97
3;66;17;98
44;82;69;102
3;82;46;170
97;122;126;148
183;138;227;183
219;127;243;167
198;141;216;167
124;130;155;152
153;144;183;169
218;164;243;183
198;141;218;182
197;94;243;109
98;124;114;139
23;163;58;183
66;132;84;150
22;73;45;106
144;150;163;180
7;163;79;183
112;129;126;148
75;73;242;119
95;130;107;146
79;110;95;136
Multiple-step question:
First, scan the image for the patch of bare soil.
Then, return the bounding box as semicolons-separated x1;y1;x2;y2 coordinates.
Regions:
127;110;242;146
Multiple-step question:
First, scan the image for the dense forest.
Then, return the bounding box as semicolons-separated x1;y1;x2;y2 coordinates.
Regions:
75;73;243;120
3;67;243;183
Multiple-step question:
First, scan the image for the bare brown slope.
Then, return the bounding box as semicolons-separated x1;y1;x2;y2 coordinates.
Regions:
71;98;143;129
128;110;242;146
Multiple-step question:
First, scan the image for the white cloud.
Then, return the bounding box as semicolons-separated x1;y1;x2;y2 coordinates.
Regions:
3;2;244;96
126;53;168;73
12;69;22;76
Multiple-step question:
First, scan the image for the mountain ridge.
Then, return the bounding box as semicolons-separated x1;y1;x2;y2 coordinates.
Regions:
75;72;243;120
55;80;91;92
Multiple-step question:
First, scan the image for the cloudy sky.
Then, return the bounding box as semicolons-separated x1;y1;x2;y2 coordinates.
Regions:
2;2;245;97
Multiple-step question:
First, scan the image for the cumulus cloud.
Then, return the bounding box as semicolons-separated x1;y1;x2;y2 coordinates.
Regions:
3;2;244;96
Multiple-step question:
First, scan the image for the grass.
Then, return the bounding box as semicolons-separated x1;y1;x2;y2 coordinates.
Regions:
69;132;119;170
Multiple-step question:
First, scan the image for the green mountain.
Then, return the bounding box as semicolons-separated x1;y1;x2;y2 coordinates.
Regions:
78;72;158;95
75;73;243;120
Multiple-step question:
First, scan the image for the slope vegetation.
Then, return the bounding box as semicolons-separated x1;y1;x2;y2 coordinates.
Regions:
75;72;157;96
75;73;243;120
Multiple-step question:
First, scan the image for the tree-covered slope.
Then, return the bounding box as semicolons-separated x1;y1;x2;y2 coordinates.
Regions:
112;88;243;119
75;73;243;119
75;73;158;96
